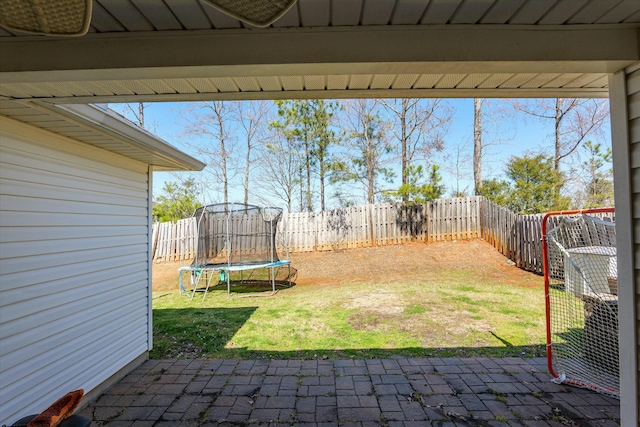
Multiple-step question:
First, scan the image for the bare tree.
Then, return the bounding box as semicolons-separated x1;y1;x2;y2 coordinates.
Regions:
234;101;272;206
109;102;156;131
508;98;609;171
180;101;238;205
473;98;483;195
442;139;472;197
381;98;452;202
254;126;301;211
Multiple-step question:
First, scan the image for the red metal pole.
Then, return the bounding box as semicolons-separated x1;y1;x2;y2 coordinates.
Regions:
541;208;616;389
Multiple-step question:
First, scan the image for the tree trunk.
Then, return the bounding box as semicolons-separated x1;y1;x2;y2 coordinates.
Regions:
299;165;304;213
401;99;408;203
138;102;145;129
319;157;325;211
473;98;483;195
367;137;375;204
217;112;228;205
306;139;312;212
244;133;251;206
555;98;562;171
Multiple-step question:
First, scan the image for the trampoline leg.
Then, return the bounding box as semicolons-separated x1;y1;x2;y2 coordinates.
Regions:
190;272;200;301
201;271;216;302
271;266;275;295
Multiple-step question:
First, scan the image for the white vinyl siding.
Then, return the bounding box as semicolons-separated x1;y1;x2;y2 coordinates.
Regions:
0;118;151;424
629;67;640;420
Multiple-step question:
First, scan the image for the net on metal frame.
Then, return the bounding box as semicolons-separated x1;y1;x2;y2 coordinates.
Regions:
193;203;280;266
545;214;619;397
191;203;296;284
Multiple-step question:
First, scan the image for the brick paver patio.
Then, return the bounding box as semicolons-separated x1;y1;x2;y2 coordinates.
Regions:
80;357;620;426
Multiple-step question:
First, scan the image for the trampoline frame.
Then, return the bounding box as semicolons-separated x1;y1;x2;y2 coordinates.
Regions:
179;260;292;299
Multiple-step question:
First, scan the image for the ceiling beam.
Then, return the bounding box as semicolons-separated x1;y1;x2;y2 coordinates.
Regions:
28;86;609;104
1;26;638;84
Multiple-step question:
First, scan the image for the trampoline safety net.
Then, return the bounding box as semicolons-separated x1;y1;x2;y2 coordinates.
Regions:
544;212;619;398
191;203;296;285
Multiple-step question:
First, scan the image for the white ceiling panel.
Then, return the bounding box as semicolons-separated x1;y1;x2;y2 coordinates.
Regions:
3;83;50;98
361;0;395;25
76;82;115;96
120;80;157;95
435;74;466;88
210;78;239;92
508;0;556;24
96;0;155;31
281;76;304;91
584;75;609;88
390;0;429;25
89;2;127;32
16;0;635;38
164;79;198;94
450;0;495;24
234;77;261;92
567;1;622;24
327;75;350;90
130;0;183;30
54;82;95;97
256;77;282;92
304;76;326;91
413;74;444;89
391;74;420;89
561;74;605;88
421;0;464;24
519;73;561;88
456;74;491;88
499;73;538;88
477;73;514;88
202;6;242;28
139;80;176;94
271;4;301;27
370;74;396;89
186;78;219;93
332;0;363;26
348;75;373;90
29;83;74;98
599;0;640;24
94;81;136;95
541;73;583;88
480;0;526;24
164;0;212;30
299;0;331;26
538;0;590;25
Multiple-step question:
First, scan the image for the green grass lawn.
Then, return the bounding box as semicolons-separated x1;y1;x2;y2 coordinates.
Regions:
151;267;547;359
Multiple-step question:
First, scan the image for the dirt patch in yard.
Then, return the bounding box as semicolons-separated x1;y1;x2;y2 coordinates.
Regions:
152;239;541;293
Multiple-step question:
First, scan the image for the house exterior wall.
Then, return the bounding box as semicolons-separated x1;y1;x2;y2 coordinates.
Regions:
0;118;151;424
610;64;640;424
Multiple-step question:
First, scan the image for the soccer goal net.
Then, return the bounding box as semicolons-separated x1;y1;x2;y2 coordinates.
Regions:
542;208;618;398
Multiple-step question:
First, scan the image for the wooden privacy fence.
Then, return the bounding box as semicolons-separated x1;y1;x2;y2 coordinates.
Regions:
284;198;482;252
482;200;551;274
151;196;612;275
481;200;615;275
152;196;483;261
152;217;197;262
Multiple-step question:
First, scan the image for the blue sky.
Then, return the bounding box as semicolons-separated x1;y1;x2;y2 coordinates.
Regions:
111;99;611;209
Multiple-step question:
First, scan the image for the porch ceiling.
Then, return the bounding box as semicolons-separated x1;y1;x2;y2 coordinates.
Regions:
0;1;638;106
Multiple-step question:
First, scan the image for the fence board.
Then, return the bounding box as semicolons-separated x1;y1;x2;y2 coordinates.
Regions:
152;197;608;277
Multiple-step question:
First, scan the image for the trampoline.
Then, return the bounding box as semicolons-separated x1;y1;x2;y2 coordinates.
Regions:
178;203;296;299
